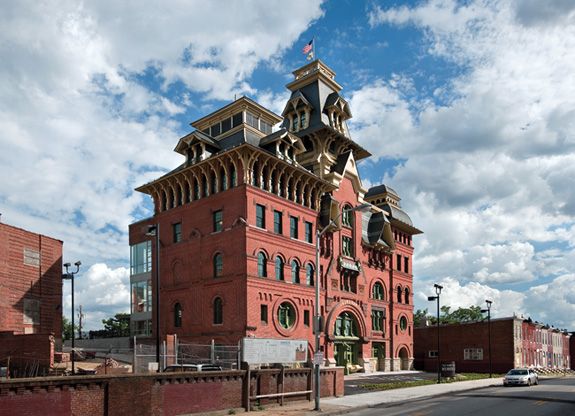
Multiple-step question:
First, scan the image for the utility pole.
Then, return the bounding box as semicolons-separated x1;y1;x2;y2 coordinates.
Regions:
77;305;85;339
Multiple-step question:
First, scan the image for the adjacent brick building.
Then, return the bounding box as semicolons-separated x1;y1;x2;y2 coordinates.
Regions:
129;60;422;372
414;316;571;373
0;221;63;373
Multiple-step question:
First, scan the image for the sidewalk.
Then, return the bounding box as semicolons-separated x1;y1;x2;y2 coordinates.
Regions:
249;376;503;415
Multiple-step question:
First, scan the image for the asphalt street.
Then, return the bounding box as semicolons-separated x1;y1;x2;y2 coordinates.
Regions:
344;377;575;415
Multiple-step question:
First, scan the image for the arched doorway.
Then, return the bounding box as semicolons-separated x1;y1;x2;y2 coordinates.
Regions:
398;347;410;370
333;312;360;367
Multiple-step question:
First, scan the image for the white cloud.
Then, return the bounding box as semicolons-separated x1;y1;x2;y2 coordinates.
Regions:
356;0;575;307
1;0;324;330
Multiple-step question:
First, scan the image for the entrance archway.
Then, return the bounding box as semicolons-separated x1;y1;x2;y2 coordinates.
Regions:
398;346;410;370
333;312;360;367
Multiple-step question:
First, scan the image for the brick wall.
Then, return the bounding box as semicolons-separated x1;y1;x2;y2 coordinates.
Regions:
414;319;515;373
0;367;344;416
0;333;55;377
0;223;63;343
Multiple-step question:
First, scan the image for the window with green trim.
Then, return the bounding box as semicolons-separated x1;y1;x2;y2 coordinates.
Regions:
257;252;267;277
399;316;408;331
334;312;358;337
275;256;284;281
291;260;300;284
372;282;384;300
256;204;265;228
342;236;353;257
278;302;295;329
372;309;385;332
213;253;223;278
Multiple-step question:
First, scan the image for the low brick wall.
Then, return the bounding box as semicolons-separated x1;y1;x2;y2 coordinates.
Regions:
0;367;344;416
0;333;54;377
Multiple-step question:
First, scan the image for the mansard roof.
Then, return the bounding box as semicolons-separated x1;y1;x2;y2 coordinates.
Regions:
174;130;221;155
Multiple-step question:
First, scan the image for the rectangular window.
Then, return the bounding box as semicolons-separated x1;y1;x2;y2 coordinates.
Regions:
246;112;259;129
396;254;402;271
428;350;439;358
131;280;151;313
213;210;223;232
464;348;483;360
371;309;385;332
221;117;231;134
304;310;310;327
256;204;266;228
290;216;298;239
210;123;221;136
342;236;353;257
23;298;40;325
232;112;243;127
23;248;40;267
305;221;313;243
404;256;409;273
173;222;182;243
260;120;272;134
274;210;283;234
130;241;152;275
261;304;268;324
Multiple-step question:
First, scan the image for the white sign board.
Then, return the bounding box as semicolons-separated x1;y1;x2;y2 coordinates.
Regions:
313;352;324;365
242;338;308;364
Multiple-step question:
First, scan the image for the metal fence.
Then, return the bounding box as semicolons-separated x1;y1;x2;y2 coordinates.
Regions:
177;341;240;370
133;337;240;373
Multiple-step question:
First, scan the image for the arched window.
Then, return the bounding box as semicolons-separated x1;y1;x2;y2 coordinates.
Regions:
213;297;223;325
174;303;182;328
372;282;384;300
278;302;295;329
275;256;284;281
334;312;358;337
291;260;300;284
220;168;227;191
202;174;208;197
257;252;267;277
306;264;314;286
342;204;353;227
397;286;402;303
213;253;223;278
211;172;217;195
230;165;237;188
404;287;410;305
252;162;260;187
193;178;200;200
176;185;182;207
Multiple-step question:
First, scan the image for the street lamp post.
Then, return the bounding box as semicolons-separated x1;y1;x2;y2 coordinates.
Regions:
314;202;370;411
427;283;443;384
62;261;81;375
146;224;161;370
481;300;493;378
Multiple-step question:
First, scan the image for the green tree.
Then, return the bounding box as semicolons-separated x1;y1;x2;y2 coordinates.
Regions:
413;308;431;326
62;316;76;340
426;306;485;325
100;313;130;337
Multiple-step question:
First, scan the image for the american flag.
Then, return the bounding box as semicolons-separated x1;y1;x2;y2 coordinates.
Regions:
302;39;313;55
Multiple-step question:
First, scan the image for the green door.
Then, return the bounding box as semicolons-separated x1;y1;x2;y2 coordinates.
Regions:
335;342;358;367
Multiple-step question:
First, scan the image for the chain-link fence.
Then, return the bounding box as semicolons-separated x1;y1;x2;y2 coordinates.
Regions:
133;337;240;373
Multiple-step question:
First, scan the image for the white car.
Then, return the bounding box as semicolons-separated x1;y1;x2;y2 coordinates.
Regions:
503;368;539;386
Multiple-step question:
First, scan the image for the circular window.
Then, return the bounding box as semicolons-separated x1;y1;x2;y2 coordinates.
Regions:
399;316;408;331
278;302;296;329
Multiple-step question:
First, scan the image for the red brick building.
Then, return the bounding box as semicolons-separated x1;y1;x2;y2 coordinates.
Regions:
129;60;422;372
0;221;63;373
414;316;571;373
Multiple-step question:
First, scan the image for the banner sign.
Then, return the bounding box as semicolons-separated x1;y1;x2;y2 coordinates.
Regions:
241;338;308;364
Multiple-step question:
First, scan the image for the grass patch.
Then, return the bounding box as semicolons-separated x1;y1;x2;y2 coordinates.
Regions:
361;373;504;392
362;379;436;391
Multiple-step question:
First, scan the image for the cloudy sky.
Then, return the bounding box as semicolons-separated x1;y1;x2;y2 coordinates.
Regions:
1;0;574;332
